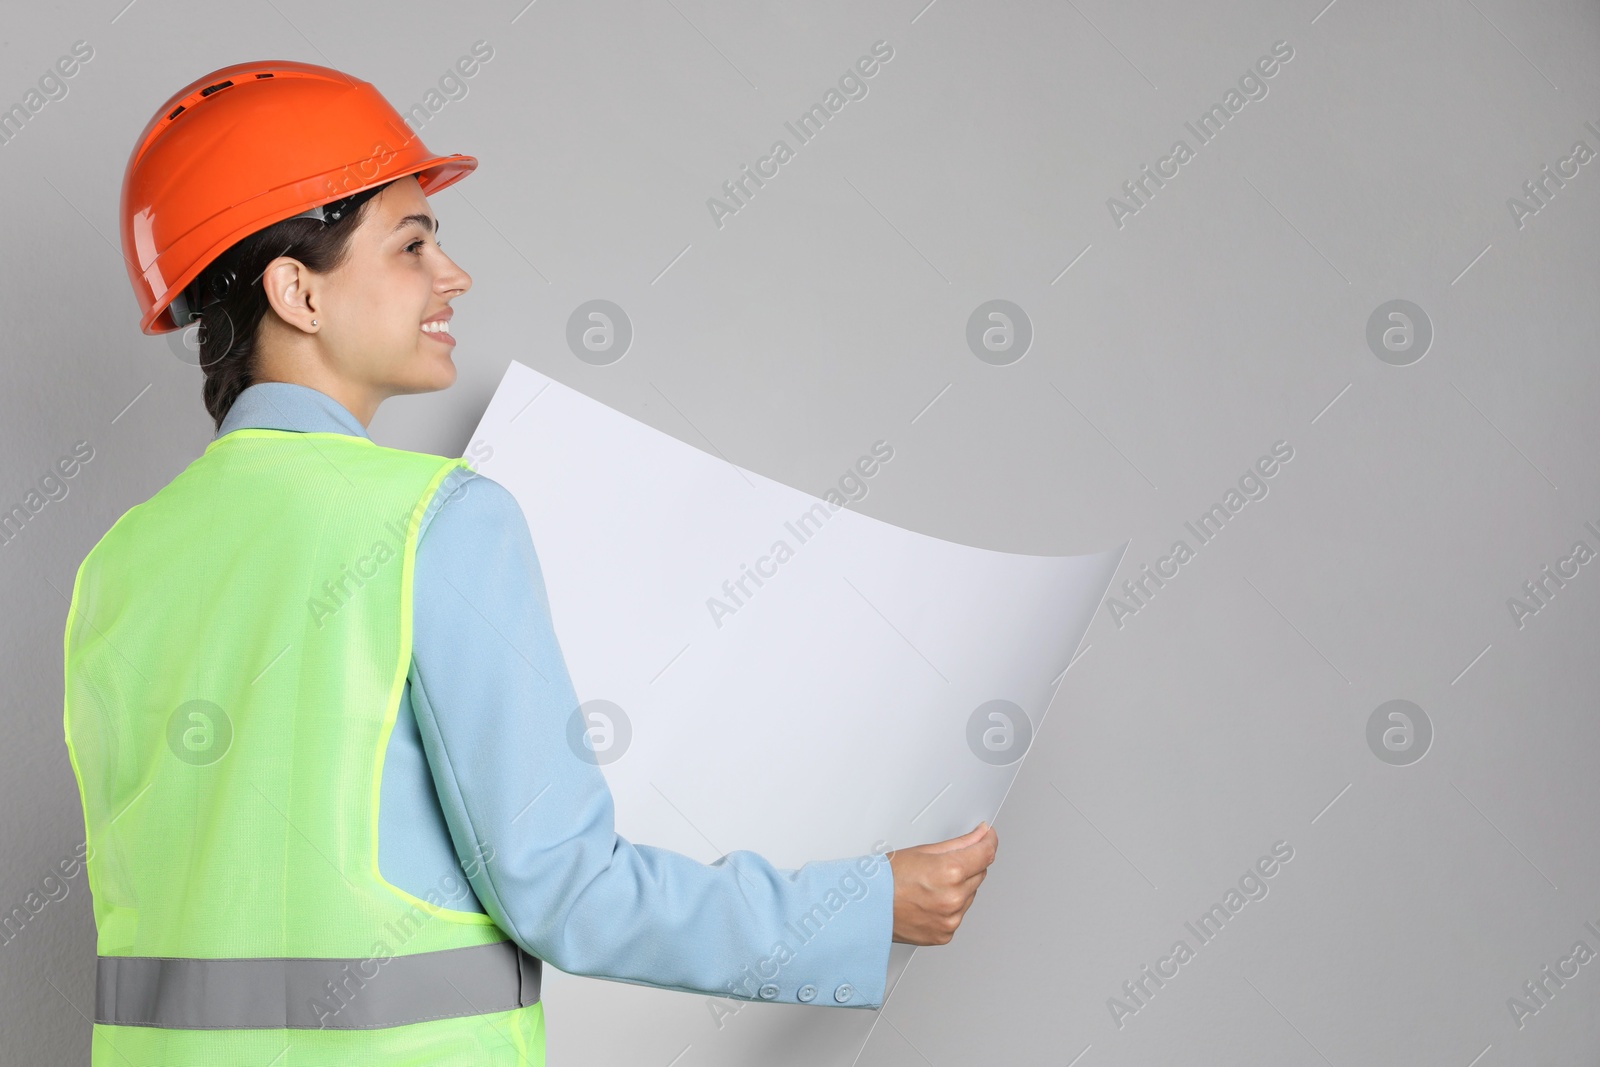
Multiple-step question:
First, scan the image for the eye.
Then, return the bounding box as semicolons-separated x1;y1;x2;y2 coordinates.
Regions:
405;236;442;255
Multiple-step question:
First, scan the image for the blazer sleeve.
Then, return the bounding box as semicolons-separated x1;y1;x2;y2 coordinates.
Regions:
407;470;895;1008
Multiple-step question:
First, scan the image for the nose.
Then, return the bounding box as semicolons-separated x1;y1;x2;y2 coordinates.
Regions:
437;251;471;298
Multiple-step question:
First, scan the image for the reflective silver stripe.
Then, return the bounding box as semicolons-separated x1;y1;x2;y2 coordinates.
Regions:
96;941;541;1030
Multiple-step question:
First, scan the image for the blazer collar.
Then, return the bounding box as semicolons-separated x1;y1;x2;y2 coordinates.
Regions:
213;382;370;441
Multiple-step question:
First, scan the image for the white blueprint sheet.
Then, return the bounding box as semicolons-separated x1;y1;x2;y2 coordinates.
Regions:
466;360;1123;867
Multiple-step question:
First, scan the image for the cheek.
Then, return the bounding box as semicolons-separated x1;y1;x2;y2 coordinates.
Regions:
371;275;429;345
346;262;437;366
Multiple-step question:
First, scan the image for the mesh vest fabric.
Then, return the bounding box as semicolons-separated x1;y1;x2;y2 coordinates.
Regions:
62;429;545;1066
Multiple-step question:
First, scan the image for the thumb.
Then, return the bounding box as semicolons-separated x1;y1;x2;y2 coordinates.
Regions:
925;820;989;853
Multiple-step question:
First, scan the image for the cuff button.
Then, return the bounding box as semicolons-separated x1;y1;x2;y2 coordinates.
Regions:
797;984;817;1002
758;983;779;1000
834;983;853;1003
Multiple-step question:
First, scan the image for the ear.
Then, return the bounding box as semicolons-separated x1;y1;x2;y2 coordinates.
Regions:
261;256;320;333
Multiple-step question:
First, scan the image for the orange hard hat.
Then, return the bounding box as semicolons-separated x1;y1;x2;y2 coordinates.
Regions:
120;59;477;335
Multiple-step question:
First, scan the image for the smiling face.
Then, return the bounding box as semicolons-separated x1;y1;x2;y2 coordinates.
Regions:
254;174;471;426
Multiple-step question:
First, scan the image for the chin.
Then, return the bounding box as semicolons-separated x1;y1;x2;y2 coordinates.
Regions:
389;356;457;397
419;348;459;388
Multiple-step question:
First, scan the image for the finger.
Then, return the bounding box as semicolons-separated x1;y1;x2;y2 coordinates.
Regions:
922;821;989;854
937;822;987;850
945;830;999;873
955;866;988;894
950;881;984;924
938;852;989;886
954;851;993;887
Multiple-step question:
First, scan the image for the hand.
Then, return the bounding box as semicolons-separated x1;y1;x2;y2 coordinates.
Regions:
887;821;998;946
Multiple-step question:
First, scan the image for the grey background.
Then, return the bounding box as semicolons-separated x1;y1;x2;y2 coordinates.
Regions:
3;0;1597;1063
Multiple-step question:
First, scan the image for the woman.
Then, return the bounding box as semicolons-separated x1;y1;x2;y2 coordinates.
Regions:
62;59;997;1066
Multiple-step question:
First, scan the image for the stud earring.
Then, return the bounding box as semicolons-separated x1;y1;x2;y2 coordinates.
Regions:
311;319;317;326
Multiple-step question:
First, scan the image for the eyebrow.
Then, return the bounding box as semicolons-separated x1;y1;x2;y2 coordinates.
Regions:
392;213;439;236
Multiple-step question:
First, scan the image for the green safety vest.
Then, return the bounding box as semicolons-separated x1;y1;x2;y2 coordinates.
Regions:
62;428;545;1066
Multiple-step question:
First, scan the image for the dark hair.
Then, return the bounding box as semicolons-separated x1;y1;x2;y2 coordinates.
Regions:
181;181;393;430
